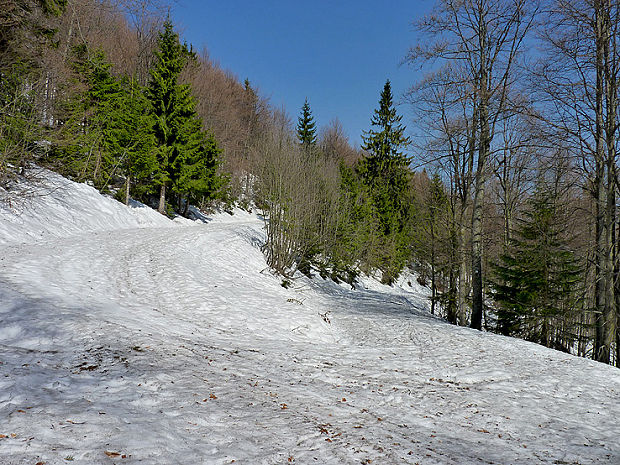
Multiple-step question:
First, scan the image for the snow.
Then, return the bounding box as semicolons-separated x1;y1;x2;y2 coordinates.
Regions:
1;171;619;464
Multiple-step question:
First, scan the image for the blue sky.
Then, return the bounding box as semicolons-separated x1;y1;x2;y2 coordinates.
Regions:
173;1;433;147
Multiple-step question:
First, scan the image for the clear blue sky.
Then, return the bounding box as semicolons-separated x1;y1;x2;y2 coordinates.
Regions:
173;1;432;147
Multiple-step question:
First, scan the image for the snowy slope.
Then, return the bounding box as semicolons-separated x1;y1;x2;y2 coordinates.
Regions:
0;169;190;246
0;172;619;465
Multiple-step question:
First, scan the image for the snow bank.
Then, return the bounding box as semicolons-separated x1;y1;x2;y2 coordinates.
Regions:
0;169;188;246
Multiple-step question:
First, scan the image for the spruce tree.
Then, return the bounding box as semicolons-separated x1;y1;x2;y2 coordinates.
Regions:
147;19;191;213
356;80;413;283
112;78;158;204
147;19;223;214
490;185;583;349
360;80;410;183
174;125;225;215
296;98;317;148
55;47;124;187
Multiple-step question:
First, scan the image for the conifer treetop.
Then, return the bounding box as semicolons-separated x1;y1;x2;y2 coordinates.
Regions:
297;98;317;147
361;79;410;164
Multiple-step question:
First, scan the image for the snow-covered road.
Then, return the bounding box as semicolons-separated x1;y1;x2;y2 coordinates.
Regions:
1;173;619;464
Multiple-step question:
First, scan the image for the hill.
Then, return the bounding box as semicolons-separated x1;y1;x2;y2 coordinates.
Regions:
0;171;619;464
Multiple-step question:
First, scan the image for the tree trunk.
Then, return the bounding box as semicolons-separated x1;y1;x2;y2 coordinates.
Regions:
183;197;190;217
125;174;131;206
604;0;619;367
430;219;436;316
470;2;490;331
616;308;620;367
470;154;486;330
158;182;166;214
471;86;490;330
458;221;468;326
446;216;459;324
594;0;613;364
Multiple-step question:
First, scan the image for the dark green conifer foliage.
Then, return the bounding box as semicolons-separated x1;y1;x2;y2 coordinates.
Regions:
53;45;160;198
359;80;411;235
56;47;125;187
174;127;226;214
112;78;158;203
360;80;410;182
147;19;187;205
333;162;379;279
147;19;224;213
491;186;583;349
296;98;317;148
356;80;413;283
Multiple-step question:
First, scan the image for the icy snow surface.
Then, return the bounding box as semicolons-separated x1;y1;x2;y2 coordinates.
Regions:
1;171;619;464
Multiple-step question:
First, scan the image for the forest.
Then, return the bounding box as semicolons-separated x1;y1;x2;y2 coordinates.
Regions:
1;0;619;369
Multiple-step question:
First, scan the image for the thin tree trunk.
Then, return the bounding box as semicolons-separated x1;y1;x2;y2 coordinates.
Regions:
458;221;468;326
471;3;489;331
446;212;458;324
616;309;620;367
125;174;131;206
431;218;436;316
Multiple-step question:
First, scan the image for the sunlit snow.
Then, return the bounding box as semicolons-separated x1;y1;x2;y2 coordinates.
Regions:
1;170;619;464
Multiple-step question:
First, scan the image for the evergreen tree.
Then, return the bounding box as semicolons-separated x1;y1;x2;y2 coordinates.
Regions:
52;46;159;198
174;126;226;215
356;80;413;283
491;185;583;350
359;80;410;183
296;98;317;148
55;47;125;187
112;78;158;204
147;19;223;214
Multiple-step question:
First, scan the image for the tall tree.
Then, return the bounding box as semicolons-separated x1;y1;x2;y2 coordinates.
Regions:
535;0;620;365
406;0;536;329
146;19;223;214
147;19;185;212
406;65;478;326
358;80;413;283
54;46;127;187
297;98;317;148
360;80;410;183
113;77;159;204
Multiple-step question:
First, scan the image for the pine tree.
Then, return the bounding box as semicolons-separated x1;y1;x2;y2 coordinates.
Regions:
147;19;223;214
356;80;413;283
296;98;317;148
55;47;125;187
112;78;158;204
360;80;410;183
147;19;191;213
490;185;583;350
174;126;225;215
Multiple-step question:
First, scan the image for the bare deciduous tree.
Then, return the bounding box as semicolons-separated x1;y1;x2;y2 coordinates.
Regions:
406;0;537;329
534;0;620;364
